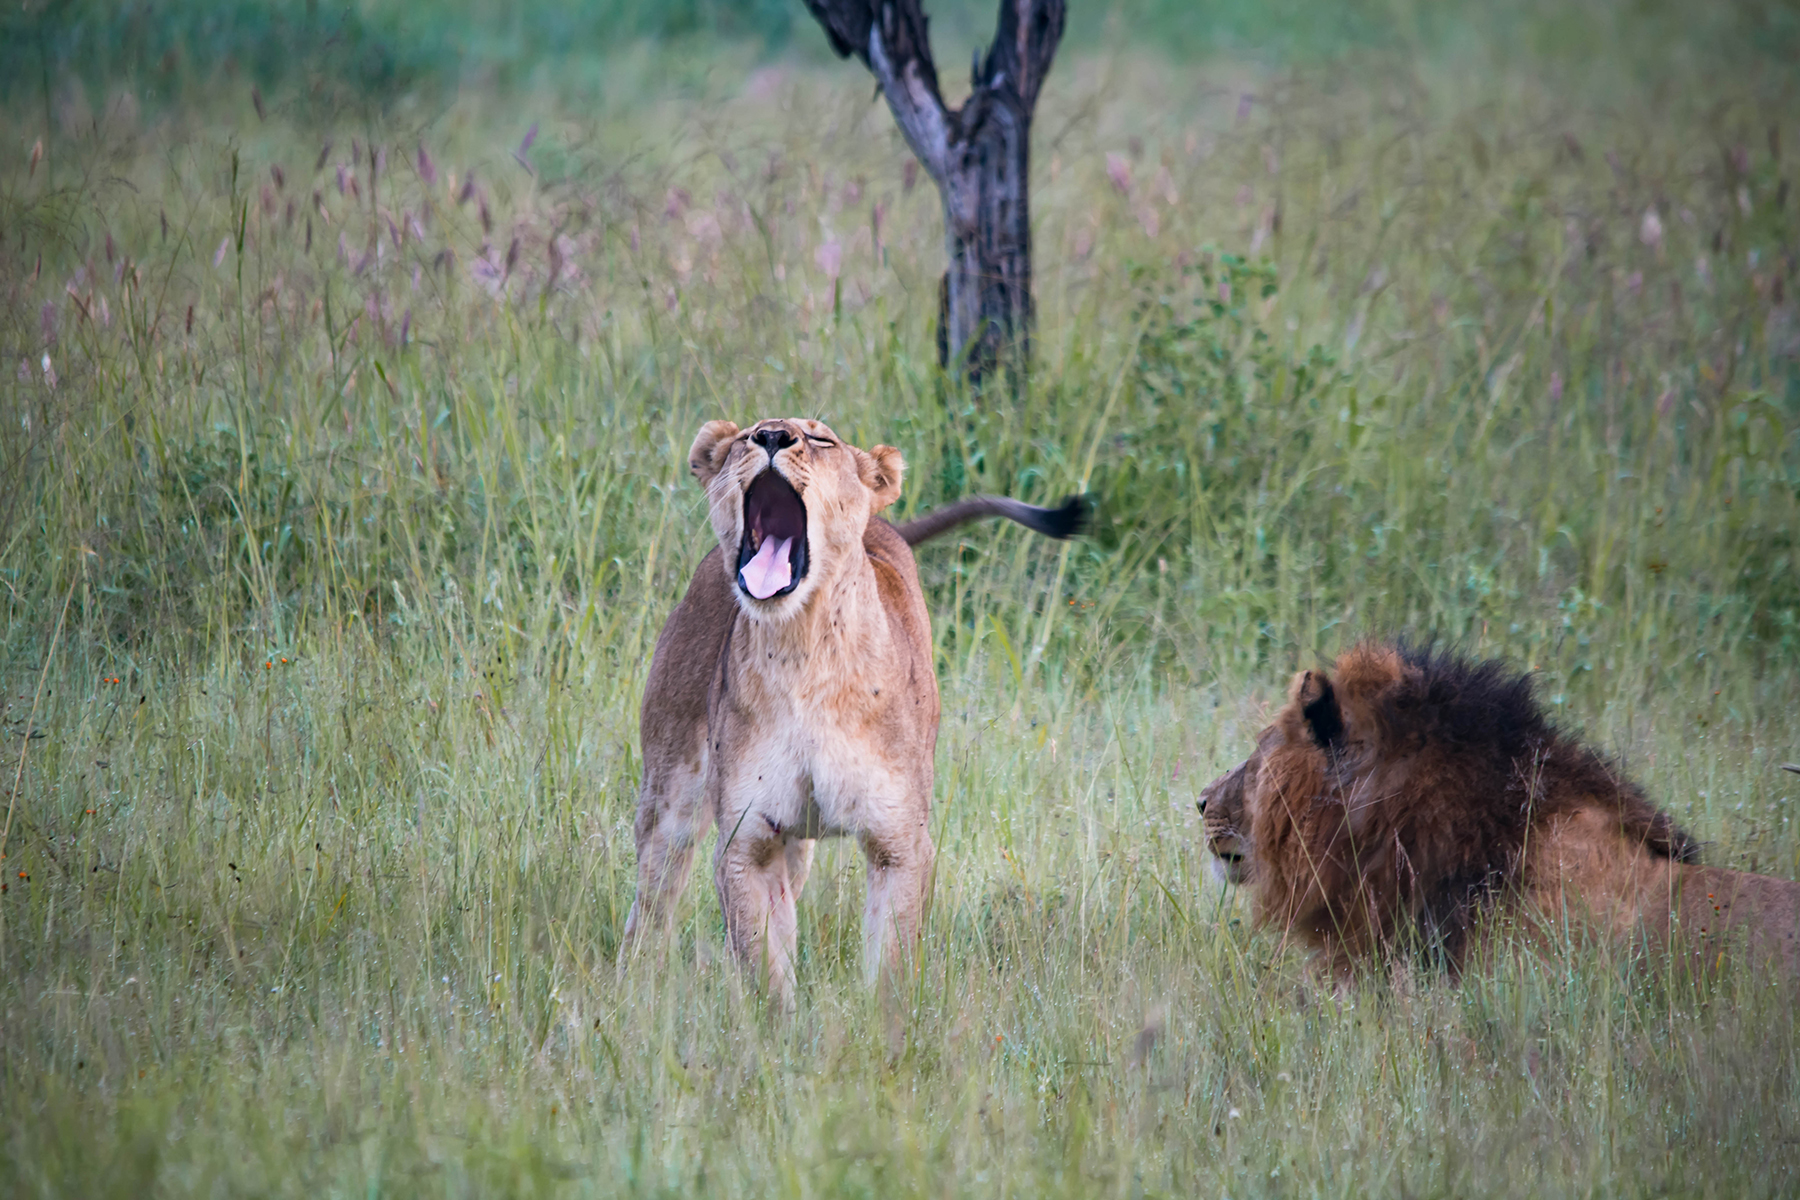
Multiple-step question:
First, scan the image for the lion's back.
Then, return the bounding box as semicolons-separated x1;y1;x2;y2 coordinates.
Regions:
639;546;735;780
865;517;938;731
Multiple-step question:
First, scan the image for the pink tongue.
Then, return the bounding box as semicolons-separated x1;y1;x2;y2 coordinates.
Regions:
738;535;794;599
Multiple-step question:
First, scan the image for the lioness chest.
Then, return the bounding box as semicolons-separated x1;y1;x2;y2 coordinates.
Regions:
707;601;938;841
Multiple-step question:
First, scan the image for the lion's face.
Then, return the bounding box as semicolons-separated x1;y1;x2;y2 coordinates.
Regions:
1198;728;1277;886
1200;667;1353;887
688;418;904;621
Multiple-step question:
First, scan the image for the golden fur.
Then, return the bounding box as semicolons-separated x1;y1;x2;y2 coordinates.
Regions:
1200;642;1800;983
621;417;1084;1006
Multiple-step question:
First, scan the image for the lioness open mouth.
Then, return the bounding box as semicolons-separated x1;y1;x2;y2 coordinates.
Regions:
736;469;808;600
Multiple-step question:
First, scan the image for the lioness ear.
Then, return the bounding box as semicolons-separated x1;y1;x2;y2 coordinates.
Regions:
1293;669;1346;750
858;444;905;513
688;421;739;486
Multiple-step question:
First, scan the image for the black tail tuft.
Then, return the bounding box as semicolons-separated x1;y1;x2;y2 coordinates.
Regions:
1027;494;1090;540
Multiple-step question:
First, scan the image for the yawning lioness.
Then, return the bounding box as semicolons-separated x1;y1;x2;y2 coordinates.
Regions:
620;417;1085;1006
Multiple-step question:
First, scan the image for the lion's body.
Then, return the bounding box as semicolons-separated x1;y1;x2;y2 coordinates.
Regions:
1531;807;1800;978
1200;643;1800;982
621;417;1082;1006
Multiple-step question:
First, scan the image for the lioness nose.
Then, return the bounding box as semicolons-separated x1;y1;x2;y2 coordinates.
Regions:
752;427;796;457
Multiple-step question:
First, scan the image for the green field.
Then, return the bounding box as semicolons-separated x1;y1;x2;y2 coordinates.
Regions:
2;1;1798;1194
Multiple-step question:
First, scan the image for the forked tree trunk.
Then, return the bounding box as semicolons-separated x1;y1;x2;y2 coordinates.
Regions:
803;0;1067;384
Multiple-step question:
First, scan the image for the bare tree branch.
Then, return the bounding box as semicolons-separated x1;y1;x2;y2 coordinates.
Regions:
866;21;953;183
803;0;1067;382
986;0;1066;111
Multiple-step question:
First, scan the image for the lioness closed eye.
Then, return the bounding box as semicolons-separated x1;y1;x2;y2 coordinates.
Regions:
621;417;1087;1007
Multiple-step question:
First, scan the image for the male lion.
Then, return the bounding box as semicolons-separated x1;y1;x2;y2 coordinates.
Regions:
1199;641;1800;983
621;417;1085;1006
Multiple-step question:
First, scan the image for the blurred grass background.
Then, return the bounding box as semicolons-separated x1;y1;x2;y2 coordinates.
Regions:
1;0;1798;1195
8;0;1798;106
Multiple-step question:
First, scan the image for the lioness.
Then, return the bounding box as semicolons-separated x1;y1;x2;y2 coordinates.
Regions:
1200;641;1800;983
621;417;1085;1006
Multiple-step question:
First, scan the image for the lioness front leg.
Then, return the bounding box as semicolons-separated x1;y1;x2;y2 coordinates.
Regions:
860;824;936;991
716;824;804;1009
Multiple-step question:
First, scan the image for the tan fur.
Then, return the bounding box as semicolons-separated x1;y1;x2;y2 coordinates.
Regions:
620;418;937;1008
1200;642;1800;985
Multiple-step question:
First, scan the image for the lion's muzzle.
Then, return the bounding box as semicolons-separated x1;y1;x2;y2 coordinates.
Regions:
1200;760;1254;885
736;469;809;600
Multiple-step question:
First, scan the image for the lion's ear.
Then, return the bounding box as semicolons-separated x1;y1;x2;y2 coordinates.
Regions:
858;444;905;513
688;421;740;485
1293;669;1346;750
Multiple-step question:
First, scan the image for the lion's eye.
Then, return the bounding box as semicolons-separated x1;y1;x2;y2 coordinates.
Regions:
805;435;836;447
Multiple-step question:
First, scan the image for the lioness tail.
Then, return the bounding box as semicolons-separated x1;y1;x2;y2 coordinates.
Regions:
893;494;1090;547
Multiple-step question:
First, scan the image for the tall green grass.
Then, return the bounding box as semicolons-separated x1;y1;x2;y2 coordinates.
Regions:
1;7;1797;1195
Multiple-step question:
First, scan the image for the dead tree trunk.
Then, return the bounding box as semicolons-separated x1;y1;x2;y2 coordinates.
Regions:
803;0;1066;384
